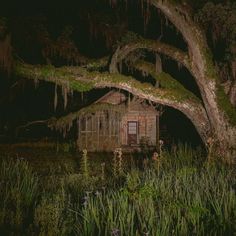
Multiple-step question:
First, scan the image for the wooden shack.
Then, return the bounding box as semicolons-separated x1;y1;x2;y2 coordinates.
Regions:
77;90;160;152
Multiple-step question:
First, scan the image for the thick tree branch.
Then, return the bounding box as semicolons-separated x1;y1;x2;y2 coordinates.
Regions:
147;0;236;160
15;62;211;143
109;38;191;74
133;60;195;98
82;56;109;71
229;80;236;107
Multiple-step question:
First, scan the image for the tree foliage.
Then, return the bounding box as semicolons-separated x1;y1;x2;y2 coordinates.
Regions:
196;1;236;81
0;0;236;161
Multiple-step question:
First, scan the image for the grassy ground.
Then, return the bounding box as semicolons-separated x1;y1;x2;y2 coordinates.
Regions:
0;143;235;235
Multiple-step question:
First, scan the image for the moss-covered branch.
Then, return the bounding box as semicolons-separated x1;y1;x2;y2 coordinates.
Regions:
15;61;210;142
82;56;109;71
14;62;94;92
15;61;198;104
133;60;199;102
109;38;191;73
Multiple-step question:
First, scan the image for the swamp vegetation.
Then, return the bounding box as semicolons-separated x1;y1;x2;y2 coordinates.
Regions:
0;0;236;161
0;144;236;235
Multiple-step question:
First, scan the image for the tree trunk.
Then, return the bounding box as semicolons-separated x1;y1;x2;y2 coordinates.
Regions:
150;0;236;162
12;0;236;162
229;80;236;107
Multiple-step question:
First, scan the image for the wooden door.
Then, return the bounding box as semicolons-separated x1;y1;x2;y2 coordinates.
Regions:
127;121;138;145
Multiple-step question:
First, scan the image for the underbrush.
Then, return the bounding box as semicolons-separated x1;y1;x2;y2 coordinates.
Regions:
0;144;235;235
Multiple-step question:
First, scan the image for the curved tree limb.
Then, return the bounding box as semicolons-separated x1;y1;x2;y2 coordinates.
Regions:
229;80;236;107
150;0;206;75
16;120;49;137
144;0;236;159
15;62;211;143
109;38;191;74
82;56;109;71
133;60;195;96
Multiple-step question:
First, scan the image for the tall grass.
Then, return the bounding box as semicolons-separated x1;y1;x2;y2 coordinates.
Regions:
0;144;235;235
0;158;38;234
73;165;236;235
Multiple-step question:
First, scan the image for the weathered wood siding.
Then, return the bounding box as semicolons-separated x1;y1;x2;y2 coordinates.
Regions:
77;111;121;152
77;91;159;152
120;101;158;147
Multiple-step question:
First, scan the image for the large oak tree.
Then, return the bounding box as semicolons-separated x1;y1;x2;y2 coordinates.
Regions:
1;0;236;162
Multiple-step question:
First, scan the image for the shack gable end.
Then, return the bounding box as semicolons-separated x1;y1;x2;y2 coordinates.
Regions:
126;100;158;115
95;91;126;105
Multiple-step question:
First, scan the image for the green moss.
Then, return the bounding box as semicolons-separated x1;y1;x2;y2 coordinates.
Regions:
216;85;236;126
14;62;94;93
199;45;236;126
200;48;236;126
85;57;109;71
15;61;201;108
203;48;218;80
70;80;93;92
96;69;200;104
134;61;200;103
41;65;55;77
